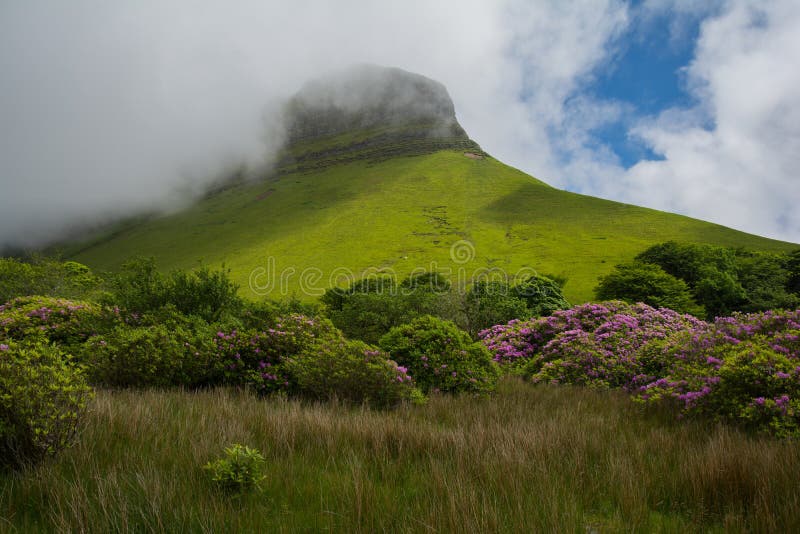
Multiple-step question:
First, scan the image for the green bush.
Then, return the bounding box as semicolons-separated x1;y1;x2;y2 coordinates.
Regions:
283;339;420;408
635;241;800;318
106;258;243;322
238;296;323;330
0;257;102;303
203;444;267;493
84;314;221;388
512;274;570;317
323;273;455;344
0;340;94;465
379;315;500;395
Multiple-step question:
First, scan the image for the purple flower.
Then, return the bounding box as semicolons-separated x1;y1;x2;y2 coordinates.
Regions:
0;344;8;351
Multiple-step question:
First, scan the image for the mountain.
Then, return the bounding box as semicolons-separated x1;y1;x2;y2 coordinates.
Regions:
62;66;796;303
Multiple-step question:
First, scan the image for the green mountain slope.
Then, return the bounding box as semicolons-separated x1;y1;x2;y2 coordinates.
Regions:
64;66;796;303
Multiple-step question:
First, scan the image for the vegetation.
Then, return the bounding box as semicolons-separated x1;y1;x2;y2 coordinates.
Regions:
203;443;268;494
106;257;243;322
0;340;93;466
595;262;705;316
481;302;800;437
2;383;800;531
379;315;500;395
600;241;800;319
283;339;419;408
2;251;800;529
0;257;101;304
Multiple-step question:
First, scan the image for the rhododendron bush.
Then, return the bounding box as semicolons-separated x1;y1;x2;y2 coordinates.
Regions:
480;301;800;436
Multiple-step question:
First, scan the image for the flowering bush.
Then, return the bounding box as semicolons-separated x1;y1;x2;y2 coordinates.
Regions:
215;314;343;393
480;302;800;437
0;296;104;349
380;315;500;395
635;310;800;436
283;340;420;408
0;340;94;465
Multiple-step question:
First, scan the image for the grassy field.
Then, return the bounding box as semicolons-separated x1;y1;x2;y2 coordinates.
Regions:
2;378;799;533
65;150;796;304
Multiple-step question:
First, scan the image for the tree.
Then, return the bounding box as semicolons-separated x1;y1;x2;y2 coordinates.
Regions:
512;274;570;317
595;262;705;317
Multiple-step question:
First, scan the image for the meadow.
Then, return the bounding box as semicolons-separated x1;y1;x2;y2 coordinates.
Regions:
3;379;800;533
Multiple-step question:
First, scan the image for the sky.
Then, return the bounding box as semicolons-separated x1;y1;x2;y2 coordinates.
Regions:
1;0;799;247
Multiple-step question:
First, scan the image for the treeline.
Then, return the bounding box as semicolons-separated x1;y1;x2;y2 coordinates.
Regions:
596;242;800;319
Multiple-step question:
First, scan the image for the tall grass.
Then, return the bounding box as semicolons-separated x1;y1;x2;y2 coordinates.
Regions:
2;378;799;532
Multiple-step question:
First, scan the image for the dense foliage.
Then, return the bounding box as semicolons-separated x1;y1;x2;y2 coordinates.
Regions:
215;314;343;394
84;312;221;389
595;263;704;317
481;302;800;436
0;257;101;304
598;242;800;319
283;339;420;408
106;257;243;322
322;274;449;344
380;315;500;395
0;340;93;465
323;271;570;341
0;296;105;349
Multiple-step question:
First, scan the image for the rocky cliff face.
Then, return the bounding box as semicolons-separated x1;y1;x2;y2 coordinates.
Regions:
279;65;482;170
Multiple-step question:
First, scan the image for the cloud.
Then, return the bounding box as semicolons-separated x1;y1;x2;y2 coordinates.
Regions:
0;0;797;249
605;1;800;242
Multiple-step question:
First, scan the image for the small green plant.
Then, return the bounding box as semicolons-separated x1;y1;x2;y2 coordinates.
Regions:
203;444;267;493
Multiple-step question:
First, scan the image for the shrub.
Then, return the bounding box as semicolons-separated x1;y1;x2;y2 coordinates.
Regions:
481;301;800;437
216;314;343;393
0;296;105;349
518;303;704;389
323;273;454;344
464;280;531;336
635;241;799;317
238;296;323;330
635;310;800;437
84;313;221;388
203;444;267;493
106;258;243;322
283;340;419;408
512;274;570;317
0;257;101;303
0;340;93;465
380;315;500;395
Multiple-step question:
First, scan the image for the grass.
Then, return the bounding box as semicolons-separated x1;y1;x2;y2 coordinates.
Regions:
63;150;797;305
2;378;800;532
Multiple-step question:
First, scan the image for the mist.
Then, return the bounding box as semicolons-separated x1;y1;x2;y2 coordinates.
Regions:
1;1;799;249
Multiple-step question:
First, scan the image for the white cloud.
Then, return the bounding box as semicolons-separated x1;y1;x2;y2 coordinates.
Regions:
606;0;800;242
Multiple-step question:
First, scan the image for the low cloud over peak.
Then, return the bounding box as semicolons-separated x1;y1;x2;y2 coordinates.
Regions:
1;0;798;249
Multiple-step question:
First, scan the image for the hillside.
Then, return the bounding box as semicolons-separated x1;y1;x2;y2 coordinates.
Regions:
64;66;796;303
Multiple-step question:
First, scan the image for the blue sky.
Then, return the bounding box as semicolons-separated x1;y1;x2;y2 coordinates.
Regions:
588;12;700;167
1;1;799;245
